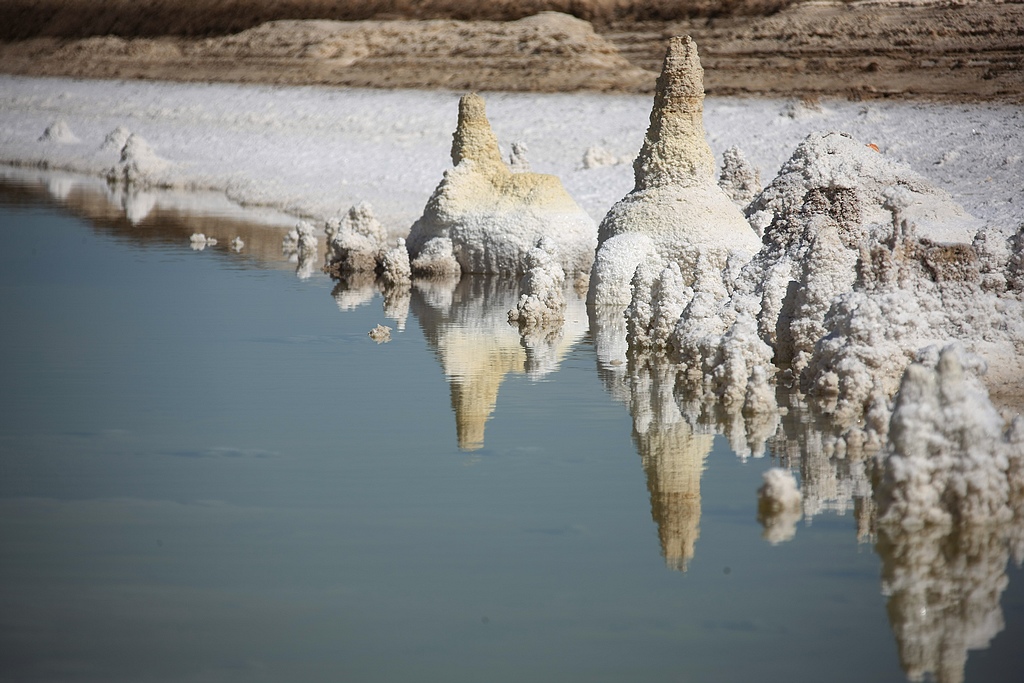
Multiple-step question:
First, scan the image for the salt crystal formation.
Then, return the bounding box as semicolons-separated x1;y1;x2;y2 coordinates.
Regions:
189;233;217;250
588;36;761;308
409;237;462;279
106;134;170;187
630;127;1024;441
717;146;761;208
38;119;79;144
406;93;596;277
283;220;318;279
508;237;567;329
757;467;803;544
324;202;388;275
368;324;392;344
873;347;1024;683
874;345;1024;530
99;126;131;152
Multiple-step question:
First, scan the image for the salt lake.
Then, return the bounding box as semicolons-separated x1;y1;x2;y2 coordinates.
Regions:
2;171;1023;682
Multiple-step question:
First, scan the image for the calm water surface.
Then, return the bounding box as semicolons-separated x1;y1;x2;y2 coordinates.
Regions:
1;175;1022;683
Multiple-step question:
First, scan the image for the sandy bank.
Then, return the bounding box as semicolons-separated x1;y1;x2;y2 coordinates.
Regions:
1;2;1021;100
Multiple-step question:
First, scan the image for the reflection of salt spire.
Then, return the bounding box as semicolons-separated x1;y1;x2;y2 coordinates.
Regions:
631;360;713;571
632;36;715;192
411;276;587;452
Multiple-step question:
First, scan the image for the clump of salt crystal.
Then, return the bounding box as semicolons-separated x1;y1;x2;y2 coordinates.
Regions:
106;134;169;187
368;324;392;344
410;236;462;279
324;202;387;274
508;237;566;329
874;344;1024;530
189;233;217;251
100;126;131;152
380;238;412;288
38;119;79;144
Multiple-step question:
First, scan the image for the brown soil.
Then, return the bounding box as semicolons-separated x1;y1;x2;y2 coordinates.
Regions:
1;1;1021;100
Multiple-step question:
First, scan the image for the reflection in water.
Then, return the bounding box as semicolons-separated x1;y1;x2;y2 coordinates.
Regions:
629;357;713;571
878;523;1024;683
0;166;298;267
7;167;1024;681
410;275;587;451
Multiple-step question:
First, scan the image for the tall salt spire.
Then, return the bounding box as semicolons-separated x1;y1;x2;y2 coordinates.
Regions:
450;93;505;168
632;36;716;191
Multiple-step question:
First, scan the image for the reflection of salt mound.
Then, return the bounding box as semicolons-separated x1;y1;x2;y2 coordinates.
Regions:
38;119;79;144
875;345;1024;530
406;93;596;277
757;468;802;544
106;134;170;187
588;36;760;307
877;522;1021;683
411;276;587;451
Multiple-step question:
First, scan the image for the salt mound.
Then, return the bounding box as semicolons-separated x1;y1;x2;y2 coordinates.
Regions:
508;237;567;329
100;126;131;152
588;36;761;308
747;131;980;248
106;134;170;187
409;237;462;279
38;119;79;144
406;93;596;277
325;202;387;275
874;345;1024;530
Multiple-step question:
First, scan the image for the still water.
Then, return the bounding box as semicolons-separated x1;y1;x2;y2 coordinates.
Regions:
1;174;1022;683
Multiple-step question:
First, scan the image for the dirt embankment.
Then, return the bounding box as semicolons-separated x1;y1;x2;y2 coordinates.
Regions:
607;1;1024;100
1;0;1021;100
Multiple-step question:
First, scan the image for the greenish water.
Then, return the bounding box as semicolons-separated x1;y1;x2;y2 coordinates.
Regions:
1;175;1022;683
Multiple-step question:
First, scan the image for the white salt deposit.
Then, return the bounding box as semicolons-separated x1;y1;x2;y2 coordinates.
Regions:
188;233;217;250
589;36;761;308
380;238;412;288
717;145;761;208
38;119;79;144
107;133;171;187
508;237;567;329
874;344;1024;530
406;93;596;277
368;324;392;344
325;202;388;274
409;237;462;279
